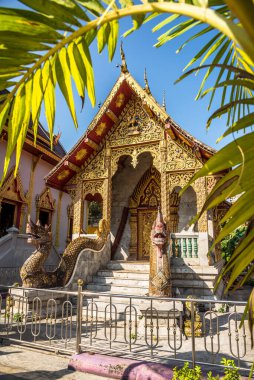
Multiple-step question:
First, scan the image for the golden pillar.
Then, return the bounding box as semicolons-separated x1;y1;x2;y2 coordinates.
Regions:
73;178;83;236
129;202;138;259
27;155;41;222
55;191;63;247
20;204;27;233
103;146;112;224
194;177;208;232
160;139;167;218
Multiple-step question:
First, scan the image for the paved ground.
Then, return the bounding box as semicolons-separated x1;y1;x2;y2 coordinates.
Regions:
0;343;111;380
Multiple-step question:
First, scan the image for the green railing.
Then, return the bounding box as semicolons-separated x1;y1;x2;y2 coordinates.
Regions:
170;233;199;258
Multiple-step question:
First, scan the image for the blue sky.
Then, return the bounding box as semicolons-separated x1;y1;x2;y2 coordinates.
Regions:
1;1;231;152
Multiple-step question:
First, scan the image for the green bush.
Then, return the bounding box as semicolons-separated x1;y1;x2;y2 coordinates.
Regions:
173;359;240;380
221;226;247;263
172;362;202;380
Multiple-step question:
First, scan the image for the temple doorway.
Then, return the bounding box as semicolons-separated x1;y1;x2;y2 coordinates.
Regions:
111;152;156;260
0;202;16;237
129;166;161;261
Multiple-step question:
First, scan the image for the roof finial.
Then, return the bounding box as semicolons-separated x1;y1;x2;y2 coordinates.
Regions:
120;41;128;73
144;68;151;94
162;90;166;111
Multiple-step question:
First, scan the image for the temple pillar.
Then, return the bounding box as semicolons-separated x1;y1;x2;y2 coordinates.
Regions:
129;203;138;259
193;177;209;265
27;155;41;221
20;204;27;233
55;191;63;248
103;146;112;224
160;140;167;219
72;178;83;238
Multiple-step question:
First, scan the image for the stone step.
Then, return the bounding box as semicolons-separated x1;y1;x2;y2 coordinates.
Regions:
171;266;218;275
97;270;150;280
92;276;149;287
171;274;217;282
172;279;214;289
85;283;148;295
106;261;150;271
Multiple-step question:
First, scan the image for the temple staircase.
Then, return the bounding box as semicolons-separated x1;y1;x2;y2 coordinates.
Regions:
86;260;150;295
84;260;222;319
85;260;222;300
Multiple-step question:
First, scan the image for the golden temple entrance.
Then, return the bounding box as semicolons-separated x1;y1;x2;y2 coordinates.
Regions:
137;208;157;260
129;167;161;261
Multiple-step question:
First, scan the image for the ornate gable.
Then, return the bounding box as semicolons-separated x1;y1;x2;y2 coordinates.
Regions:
35;187;55;211
45;67;215;191
109;95;163;148
0;167;27;204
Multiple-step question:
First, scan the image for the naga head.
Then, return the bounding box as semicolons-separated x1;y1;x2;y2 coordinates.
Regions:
151;208;167;252
96;218;109;240
26;218;52;248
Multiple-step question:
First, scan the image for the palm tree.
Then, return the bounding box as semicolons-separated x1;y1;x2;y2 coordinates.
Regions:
0;0;253;341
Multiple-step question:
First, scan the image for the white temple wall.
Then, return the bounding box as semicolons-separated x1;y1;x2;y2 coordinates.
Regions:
0;140;71;255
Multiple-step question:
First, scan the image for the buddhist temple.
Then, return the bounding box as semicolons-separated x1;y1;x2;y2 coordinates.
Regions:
45;49;227;298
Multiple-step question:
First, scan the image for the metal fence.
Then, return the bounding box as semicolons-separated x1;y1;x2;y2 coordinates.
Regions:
0;283;252;373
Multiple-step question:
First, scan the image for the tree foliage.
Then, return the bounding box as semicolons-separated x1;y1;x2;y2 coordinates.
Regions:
0;0;253;343
221;225;247;263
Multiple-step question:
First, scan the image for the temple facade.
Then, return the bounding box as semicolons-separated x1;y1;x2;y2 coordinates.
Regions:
46;53;225;284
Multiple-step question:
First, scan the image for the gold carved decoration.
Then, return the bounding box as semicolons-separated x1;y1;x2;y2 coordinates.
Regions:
167;172;194;192
138;209;157;260
169;189;180;233
115;92;125;107
109;95;163;147
128;115;141;136
206;175;220;193
72;179;83;235
55;191;63;248
35;187;56;221
0;167;27;205
75;148;88;161
212;202;229;262
95;122;107;136
166;140;202;171
184;296;202;337
82;179;104;198
129;167;161;260
81;150;106;180
57;169;70;181
111;143;160;176
192;177;208;232
27;156;41;223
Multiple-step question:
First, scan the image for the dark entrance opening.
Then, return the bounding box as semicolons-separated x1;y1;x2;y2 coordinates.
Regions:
0;202;16;237
39;210;50;227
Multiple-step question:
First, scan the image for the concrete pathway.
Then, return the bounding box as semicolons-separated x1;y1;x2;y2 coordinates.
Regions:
0;344;111;380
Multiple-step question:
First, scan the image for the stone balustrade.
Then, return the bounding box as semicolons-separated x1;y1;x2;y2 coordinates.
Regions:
170;233;199;258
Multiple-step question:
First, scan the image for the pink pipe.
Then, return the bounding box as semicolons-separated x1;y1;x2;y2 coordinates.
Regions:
68;353;174;379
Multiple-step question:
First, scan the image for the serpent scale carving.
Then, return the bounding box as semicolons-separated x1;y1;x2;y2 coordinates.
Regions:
20;219;109;288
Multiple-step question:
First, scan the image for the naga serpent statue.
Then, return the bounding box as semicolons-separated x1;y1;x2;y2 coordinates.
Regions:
149;208;172;297
20;218;109;288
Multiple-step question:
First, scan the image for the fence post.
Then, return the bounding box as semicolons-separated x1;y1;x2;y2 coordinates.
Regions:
76;279;84;354
191;300;196;368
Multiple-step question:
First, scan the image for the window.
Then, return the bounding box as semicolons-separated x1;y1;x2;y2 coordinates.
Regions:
83;193;103;234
